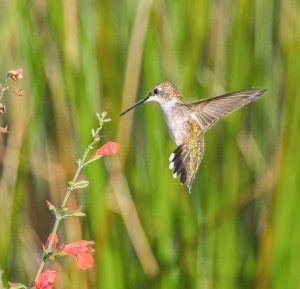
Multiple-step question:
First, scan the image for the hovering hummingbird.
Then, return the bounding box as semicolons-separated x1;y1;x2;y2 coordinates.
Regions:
120;81;266;192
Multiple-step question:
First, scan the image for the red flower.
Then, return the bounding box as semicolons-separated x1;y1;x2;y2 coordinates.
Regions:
34;270;56;289
7;68;23;81
94;141;120;156
61;240;95;270
45;233;58;250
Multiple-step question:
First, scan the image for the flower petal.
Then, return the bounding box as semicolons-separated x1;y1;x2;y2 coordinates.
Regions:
76;252;94;270
61;240;95;270
94;142;120;156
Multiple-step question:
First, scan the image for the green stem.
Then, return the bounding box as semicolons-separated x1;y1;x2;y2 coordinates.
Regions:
32;219;60;282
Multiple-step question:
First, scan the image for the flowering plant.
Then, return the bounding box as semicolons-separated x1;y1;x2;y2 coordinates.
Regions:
8;111;119;289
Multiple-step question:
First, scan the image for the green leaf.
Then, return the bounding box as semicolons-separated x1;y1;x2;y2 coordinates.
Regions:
72;180;89;189
7;282;27;289
72;211;86;217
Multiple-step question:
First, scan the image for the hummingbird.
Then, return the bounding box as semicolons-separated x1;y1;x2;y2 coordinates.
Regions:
120;81;266;192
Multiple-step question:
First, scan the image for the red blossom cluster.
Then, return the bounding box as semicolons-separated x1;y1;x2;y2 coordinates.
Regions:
9;235;96;289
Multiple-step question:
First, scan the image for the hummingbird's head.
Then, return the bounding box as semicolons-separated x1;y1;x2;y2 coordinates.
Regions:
120;81;182;116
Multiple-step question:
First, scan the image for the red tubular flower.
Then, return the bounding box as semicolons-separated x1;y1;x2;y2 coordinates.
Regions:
34;270;56;289
61;240;95;270
45;233;58;250
7;68;23;81
94;141;120;156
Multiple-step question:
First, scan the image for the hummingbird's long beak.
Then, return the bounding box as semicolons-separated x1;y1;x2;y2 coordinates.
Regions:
120;94;150;116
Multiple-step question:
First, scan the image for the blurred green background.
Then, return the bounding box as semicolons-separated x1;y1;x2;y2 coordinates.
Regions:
0;0;299;288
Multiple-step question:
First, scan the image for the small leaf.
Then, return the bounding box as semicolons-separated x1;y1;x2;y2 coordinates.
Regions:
8;282;27;289
73;211;86;217
72;180;89;189
53;251;68;257
83;154;102;166
61;207;69;213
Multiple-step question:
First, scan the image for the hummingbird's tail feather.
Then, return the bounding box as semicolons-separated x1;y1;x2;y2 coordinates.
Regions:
169;145;188;181
169;122;205;192
190;88;266;131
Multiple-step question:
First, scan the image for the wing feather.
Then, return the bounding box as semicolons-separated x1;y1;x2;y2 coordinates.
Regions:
191;88;266;131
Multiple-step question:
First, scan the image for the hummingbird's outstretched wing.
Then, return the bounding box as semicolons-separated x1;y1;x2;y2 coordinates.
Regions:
190;88;266;131
169;122;204;192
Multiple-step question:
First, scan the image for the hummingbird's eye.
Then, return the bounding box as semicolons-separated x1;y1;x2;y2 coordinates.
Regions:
153;88;160;95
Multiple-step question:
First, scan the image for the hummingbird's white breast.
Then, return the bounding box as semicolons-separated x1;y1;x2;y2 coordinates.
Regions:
158;101;190;146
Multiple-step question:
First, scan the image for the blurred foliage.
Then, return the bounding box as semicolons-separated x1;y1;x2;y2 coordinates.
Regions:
0;0;299;288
